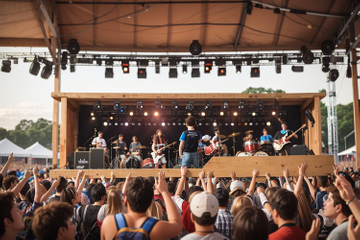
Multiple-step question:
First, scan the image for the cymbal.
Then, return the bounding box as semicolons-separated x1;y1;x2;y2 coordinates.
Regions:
228;132;241;138
219;134;227;139
245;130;253;135
113;146;121;149
139;146;148;149
111;140;117;144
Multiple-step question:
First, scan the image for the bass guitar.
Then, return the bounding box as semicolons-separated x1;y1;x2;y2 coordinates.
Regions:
273;124;306;151
151;142;176;164
204;138;229;156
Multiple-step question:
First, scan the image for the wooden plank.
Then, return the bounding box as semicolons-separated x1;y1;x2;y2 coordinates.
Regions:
313;97;322;155
74;110;79;150
51;36;60;168
50;155;334;178
351;47;360;170
0;38;46;47
301;98;313;111
59;98;68;168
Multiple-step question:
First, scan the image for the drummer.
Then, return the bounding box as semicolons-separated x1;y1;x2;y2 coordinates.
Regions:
116;134;128;160
260;128;273;143
129;136;142;161
246;132;253;141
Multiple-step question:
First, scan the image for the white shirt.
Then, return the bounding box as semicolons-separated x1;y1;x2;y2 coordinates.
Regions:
92;137;107;147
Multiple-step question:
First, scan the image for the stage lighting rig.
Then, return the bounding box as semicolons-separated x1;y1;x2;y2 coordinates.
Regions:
218;67;226;76
172;101;179;109
204;61;212;73
68;39;80;54
182;65;188;74
122;60;130;73
169;68;178;78
29;56;40;76
189;40;202;55
41;62;53;79
1;60;11;73
94;101;101;111
204;100;212;110
113;101;120;111
328;69;339;82
321;40;335;55
236;65;241;74
251;67;260;77
138;68;147;78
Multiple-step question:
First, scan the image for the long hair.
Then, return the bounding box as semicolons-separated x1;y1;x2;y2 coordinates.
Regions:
152;129;162;141
106;189;124;216
297;190;315;232
146;199;163;219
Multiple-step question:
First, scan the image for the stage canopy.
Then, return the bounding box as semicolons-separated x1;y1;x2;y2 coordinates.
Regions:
0;0;358;52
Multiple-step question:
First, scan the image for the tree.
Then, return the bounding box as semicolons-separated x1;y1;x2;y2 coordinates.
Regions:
241;87;286;94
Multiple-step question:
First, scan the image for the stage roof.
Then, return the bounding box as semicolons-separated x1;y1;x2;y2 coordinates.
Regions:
0;0;357;52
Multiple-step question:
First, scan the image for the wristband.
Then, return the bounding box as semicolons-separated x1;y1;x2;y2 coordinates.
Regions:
346;195;356;205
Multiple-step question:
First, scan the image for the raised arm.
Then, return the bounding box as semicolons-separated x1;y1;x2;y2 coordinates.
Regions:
41;177;60;203
33;167;41;203
248;169;259;197
175;167;187;196
207;171;214;195
303;175;316;202
265;172;271;187
198;170;207;192
74;170;83;190
11;171;31;196
294;163;307;197
77;172;87;195
122;173;131;194
0;153;14;176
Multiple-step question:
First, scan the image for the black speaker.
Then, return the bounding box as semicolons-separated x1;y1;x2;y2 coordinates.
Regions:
90;149;105;169
68;152;75;169
74;152;90;169
291;145;307;155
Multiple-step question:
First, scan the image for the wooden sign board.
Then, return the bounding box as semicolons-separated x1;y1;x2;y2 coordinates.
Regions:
50;155;334;179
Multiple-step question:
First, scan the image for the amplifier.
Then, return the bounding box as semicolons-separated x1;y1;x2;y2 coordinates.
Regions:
291;145;307;155
90;148;105;169
74;151;90;169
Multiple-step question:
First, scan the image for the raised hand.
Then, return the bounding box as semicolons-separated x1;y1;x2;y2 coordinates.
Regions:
125;173;131;181
181;166;188;177
347;215;360;240
283;168;289;179
52;177;61;188
8;152;14;162
333;164;339;176
111;170;115;178
253;169;259;177
155;171;168;194
230;171;236;181
33;167;39;176
265;172;271;179
198;169;205;179
298;163;307;175
335;174;355;202
306;218;321;240
207;170;214;179
24;171;31;180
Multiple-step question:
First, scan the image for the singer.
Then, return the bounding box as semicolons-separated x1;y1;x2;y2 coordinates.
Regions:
91;131;107;148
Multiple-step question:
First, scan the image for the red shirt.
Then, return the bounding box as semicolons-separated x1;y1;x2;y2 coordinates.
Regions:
181;201;195;233
269;223;306;240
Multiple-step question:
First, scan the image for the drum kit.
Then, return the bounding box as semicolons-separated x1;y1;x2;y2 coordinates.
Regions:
236;130;274;157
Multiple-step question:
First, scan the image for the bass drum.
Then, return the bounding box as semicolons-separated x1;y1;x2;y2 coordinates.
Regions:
125;157;140;169
254;151;268;156
236;151;253;157
141;158;154;168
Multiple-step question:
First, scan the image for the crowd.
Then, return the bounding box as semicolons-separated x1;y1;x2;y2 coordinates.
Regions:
1;152;360;240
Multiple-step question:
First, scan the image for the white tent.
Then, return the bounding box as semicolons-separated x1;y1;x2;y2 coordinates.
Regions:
0;138;28;157
338;145;356;156
24;142;53;159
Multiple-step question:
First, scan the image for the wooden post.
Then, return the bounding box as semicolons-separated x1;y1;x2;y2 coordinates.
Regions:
313;97;322;155
51;36;60;168
60;97;68;168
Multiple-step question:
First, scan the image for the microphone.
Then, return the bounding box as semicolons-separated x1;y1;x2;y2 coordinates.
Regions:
94;128;97;132
305;110;315;127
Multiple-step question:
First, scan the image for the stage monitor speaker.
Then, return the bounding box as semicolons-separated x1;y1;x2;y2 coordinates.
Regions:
74;151;90;169
90;149;105;169
291;145;307;155
68;152;75;169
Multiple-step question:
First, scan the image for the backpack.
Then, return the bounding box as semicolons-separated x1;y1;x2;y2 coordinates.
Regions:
114;213;158;240
75;205;98;240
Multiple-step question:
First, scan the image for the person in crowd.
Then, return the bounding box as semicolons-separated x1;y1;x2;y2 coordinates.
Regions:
0;192;25;240
101;171;183;240
233;206;269;240
230;195;252;217
60;186;81;207
97;188;124;228
179;116;202;168
269;188;306;240
168;181;182;216
181;191;227;240
48;176;67;203
315;176;329;209
32;202;75;240
214;188;233;239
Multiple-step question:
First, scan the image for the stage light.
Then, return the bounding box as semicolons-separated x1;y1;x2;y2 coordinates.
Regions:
291;66;304;72
252;112;256;116
103;121;108;126
91;116;95;120
199;122;203;126
172;122;176;126
271;111;276;116
205;100;212;109
231;122;235;126
238;101;245;109
90;112;94;116
249;122;253;126
257;100;264;111
322;63;330;73
321;40;335;55
233;112;238;116
251;67;260;77
129;111;134;116
137;101;143;109
155;61;160;74
144;111;148;116
172;101;178;109
223;101;229;109
114;101;120;111
329;69;339;82
125;122;129;126
138;68;147;78
347;65;352;78
105;68;114;78
182;65;187;74
70;65;75;73
119;106;125;113
161;122;166;126
303;51;314;64
29;57;40;76
213;122;217;126
68;39;80;54
114;122;118;126
94;101;101;110
154;111;159;117
61;52;68;70
244;122;248;126
191;68;200;78
186;102;194;112
204;61;212;73
1;60;11;73
110;116;114;120
246;1;252;14
218;67;226;76
275;60;281;74
236;65;241;74
187;112;192;116
220;111;224;116
41;63;53;79
122;61;129;73
201;111;206;116
189;40;202;55
266;121;271;126
138;122;141;126
169;68;178;78
155;101;163;109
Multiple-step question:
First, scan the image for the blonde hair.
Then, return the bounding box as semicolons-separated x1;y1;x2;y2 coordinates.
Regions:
297;191;315;232
146;199;163;219
106;189;124;216
231;195;252;217
189;191;202;203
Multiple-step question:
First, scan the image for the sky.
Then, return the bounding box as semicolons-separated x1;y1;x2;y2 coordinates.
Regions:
0;47;358;130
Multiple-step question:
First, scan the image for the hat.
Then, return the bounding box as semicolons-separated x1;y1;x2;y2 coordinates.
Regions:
190;192;219;218
202;135;211;140
230;180;244;192
39;170;45;174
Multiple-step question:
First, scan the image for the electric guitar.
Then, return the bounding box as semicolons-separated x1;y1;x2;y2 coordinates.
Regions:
273;124;306;151
204;138;229;156
151;142;176;164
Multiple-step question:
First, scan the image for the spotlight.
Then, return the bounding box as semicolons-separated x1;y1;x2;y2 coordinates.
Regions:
303;50;314;64
94;101;101;110
201;111;206;117
103;121;108;126
191;68;200;78
129;111;134;116
233;112;238;116
321;40;335;55
329;69;339;82
169;68;178;78
257;100;264;111
186;102;194;112
249;122;253;126
205;100;212;109
90;112;94;116
155;61;160;74
236;65;241;74
114;101;120;111
231;122;235;126
271;111;276;116
204;61;212;73
154;111;159;117
172;101;178;109
252;112;256;116
137;101;143;109
322;63;330;73
218;67;226;76
105;68;114;78
29;57;40;76
161;122;166;126
291;66;304;72
110;116;114;120
1;60;11;73
91;116;95;120
125;122;129;126
220;111;224;116
70;65;75;73
114;122;118;126
347;65;352;78
67;39;80;54
251;67;260;77
122;61;130;73
138;68;147;78
144;111;148;116
41;63;53;79
238;101;245;109
187;113;192;116
172;122;176;126
266;121;271;126
244;122;248;126
213;122;217;126
189;40;202;55
61;52;68;70
223;101;229;109
182;65;188;74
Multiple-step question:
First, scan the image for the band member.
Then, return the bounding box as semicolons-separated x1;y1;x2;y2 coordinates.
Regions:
116;134;128;160
274;122;298;155
91;131;107;148
129;136;142;161
260;128;273;143
246;132;253;141
198;135;211;167
211;129;221;147
179;116;202;168
151;129;167;169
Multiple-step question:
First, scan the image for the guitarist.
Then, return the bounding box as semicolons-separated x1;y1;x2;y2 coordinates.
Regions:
152;129;167;169
274;122;298;155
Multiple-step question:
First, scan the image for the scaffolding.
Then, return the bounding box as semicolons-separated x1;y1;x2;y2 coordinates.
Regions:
327;80;339;163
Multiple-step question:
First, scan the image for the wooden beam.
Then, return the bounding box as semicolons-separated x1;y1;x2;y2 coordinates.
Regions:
313;97;322;155
67;99;80;111
0;38;46;47
272;0;289;46
50;155;334;178
310;0;336;44
60;98;68;168
234;2;247;50
51;36;60;168
301;98;313;111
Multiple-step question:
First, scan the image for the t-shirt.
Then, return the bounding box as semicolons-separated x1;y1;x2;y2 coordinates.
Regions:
327;221;348;240
180;130;202;152
17;201;42;240
47;194;60;203
316;190;327;209
129;142;142;153
274;130;293;140
76;205;102;240
153;137;166;153
174;195;195;233
92;137;107;147
260;135;274;142
269;223;306;240
116;140;127;154
181;232;229;240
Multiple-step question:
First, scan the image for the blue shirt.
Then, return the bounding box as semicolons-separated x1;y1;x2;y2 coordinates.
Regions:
260;135;274;142
180;130;202;152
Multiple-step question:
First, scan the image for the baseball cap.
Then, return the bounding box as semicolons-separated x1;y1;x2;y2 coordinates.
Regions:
230;180;244;192
202;135;211;140
190;191;219;218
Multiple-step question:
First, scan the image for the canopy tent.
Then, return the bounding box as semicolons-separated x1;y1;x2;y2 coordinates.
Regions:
24;142;54;159
0;138;28;157
338;145;356;156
